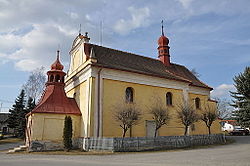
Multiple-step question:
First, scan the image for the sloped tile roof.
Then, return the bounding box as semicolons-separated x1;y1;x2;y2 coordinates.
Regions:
29;85;81;115
85;43;212;90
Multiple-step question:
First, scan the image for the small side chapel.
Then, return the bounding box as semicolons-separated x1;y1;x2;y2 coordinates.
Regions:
26;27;221;146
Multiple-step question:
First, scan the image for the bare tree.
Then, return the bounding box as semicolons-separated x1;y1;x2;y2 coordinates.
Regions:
176;103;199;135
149;98;170;137
200;104;218;134
214;98;233;119
22;67;46;103
113;103;141;138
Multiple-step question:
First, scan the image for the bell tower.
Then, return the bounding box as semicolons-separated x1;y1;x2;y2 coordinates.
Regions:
157;20;170;66
46;50;66;86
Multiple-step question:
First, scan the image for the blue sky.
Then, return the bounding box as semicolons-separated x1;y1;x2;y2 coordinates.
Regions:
0;0;250;112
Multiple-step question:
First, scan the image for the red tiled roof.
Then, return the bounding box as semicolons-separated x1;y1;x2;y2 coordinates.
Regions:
29;84;81;115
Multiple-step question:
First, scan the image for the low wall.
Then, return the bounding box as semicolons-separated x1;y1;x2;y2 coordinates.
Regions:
28;139;79;152
79;134;225;152
28;134;225;152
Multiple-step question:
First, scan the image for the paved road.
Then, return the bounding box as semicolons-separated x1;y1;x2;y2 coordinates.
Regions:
0;136;249;166
0;142;23;151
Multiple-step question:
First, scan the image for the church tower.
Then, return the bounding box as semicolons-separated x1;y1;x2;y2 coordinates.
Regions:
158;21;171;66
47;50;66;86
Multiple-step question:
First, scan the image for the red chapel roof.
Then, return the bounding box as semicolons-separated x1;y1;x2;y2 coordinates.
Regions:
28;52;81;116
30;85;81;115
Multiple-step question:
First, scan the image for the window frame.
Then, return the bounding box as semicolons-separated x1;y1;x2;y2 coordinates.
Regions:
166;92;173;106
195;97;201;109
125;87;134;103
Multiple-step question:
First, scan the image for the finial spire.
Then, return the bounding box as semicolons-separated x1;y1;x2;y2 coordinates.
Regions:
79;24;81;35
161;20;164;36
57;44;60;60
57;49;60;60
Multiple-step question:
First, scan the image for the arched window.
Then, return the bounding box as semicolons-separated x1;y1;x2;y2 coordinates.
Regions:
125;87;134;103
61;76;64;83
195;97;200;109
166;92;172;106
55;74;60;82
50;75;54;82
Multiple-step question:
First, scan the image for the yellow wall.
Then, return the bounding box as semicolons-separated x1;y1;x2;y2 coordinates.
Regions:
188;93;221;135
29;113;81;141
101;79;221;137
102;79;182;137
72;47;87;71
66;77;96;137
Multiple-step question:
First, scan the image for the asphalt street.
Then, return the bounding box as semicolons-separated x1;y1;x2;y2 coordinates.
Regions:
0;136;249;166
0;141;23;151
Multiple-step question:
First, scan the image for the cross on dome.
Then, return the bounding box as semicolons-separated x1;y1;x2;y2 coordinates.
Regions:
158;20;169;46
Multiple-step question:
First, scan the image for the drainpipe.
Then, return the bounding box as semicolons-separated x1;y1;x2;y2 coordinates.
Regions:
97;68;103;137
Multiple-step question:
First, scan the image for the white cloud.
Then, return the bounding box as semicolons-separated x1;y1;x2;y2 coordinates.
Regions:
178;0;194;9
15;59;39;71
67;12;79;20
0;0;250;72
0;23;79;71
0;33;22;53
211;84;235;99
114;6;150;35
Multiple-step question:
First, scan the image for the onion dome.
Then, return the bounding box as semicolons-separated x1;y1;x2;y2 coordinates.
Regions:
51;50;64;71
158;35;169;46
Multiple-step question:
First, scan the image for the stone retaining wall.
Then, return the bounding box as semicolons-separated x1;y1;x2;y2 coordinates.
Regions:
28;139;79;152
28;134;225;152
79;134;225;152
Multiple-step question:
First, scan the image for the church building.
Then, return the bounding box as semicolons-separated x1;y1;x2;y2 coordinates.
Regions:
26;27;221;146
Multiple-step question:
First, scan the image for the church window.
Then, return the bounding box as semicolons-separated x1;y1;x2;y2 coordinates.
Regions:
166;92;172;106
50;75;54;82
195;97;200;109
55;74;60;82
125;87;134;103
61;76;64;83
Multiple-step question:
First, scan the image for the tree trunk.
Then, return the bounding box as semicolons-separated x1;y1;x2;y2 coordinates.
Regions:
154;128;158;138
122;128;128;150
184;126;188;135
208;126;211;135
122;129;126;138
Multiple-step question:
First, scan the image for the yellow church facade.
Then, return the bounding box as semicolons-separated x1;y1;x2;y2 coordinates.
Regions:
64;32;221;139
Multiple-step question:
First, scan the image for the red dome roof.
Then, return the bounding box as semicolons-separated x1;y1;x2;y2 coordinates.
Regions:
51;51;64;71
158;35;169;46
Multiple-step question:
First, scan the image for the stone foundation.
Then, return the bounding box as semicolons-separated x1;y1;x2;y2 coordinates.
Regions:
28;134;225;152
78;134;225;152
28;139;79;152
